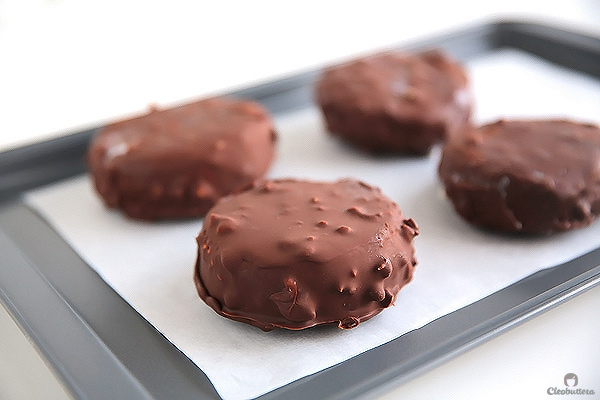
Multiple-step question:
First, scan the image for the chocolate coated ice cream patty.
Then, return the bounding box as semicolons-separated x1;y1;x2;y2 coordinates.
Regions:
87;97;277;220
194;179;419;331
438;119;600;233
315;50;472;154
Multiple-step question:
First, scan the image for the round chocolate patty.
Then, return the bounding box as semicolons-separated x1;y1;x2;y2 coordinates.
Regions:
87;97;277;220
315;50;472;154
194;179;419;331
438;119;600;233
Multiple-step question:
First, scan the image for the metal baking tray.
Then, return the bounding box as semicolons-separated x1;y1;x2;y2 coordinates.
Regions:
1;20;600;400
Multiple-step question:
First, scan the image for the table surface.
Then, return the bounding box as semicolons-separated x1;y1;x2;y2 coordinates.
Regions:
1;1;600;399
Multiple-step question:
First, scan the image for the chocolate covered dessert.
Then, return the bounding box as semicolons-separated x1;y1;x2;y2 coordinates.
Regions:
438;119;600;233
194;179;419;331
87;97;277;220
315;49;472;154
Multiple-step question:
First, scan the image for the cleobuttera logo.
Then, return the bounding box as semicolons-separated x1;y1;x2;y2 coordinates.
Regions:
547;373;595;396
564;373;578;387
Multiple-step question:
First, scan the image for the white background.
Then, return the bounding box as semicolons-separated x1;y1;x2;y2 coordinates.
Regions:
1;1;600;399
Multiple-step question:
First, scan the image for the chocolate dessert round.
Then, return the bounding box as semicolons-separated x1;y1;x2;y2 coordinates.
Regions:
438;119;600;233
194;179;419;331
315;50;472;154
87;97;277;220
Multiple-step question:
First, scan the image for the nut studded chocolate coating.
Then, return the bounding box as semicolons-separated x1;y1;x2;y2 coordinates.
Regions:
194;179;419;331
87;97;277;220
315;50;472;154
439;119;600;233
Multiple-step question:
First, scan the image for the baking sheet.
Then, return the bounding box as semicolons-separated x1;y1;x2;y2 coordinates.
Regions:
25;49;600;400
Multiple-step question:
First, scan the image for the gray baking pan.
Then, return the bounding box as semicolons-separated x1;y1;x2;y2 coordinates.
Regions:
1;20;600;400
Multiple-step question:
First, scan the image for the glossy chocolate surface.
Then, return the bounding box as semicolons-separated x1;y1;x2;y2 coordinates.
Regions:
439;119;600;233
87;97;277;220
194;179;418;330
315;50;472;154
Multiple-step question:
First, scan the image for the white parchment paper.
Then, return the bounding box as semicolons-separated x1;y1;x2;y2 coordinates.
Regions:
26;50;600;400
